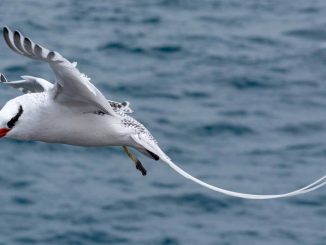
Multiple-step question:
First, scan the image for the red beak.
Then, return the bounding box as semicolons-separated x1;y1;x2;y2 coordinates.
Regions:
0;128;10;137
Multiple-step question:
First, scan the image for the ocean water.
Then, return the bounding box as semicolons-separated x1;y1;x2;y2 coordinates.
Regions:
0;0;325;244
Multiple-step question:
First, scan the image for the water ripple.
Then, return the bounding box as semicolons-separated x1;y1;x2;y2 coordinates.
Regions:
1;0;326;244
196;122;256;136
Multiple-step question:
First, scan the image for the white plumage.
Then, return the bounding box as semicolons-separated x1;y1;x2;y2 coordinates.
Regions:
0;26;324;199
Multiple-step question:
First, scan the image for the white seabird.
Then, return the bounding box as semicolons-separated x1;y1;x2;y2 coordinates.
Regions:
0;26;324;199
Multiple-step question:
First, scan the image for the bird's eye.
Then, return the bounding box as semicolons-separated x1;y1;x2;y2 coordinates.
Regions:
7;105;23;128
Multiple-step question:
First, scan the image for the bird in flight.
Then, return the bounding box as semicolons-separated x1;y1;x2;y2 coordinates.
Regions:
0;26;324;199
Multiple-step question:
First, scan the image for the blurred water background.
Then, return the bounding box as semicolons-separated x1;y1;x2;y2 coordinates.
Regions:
0;0;325;244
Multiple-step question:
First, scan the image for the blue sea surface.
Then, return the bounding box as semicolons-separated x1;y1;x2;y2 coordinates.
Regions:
0;0;325;244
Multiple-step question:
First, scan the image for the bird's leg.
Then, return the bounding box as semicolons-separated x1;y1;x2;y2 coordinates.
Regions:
122;146;147;176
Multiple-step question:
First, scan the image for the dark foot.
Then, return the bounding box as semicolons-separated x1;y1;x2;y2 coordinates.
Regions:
135;160;147;176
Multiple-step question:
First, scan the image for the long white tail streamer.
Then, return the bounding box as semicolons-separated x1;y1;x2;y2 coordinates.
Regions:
131;117;326;199
163;159;326;199
132;134;326;199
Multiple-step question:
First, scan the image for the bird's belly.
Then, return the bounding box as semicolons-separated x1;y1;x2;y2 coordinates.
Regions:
36;132;124;147
21;113;131;147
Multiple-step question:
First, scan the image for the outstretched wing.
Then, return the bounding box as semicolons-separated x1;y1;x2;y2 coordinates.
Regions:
0;73;134;114
0;73;53;93
3;26;117;116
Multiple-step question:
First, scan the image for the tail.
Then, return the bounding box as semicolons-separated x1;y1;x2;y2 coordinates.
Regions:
131;134;326;199
162;158;326;200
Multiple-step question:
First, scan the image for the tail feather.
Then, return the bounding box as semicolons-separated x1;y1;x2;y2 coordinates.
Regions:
162;158;326;199
132;133;326;199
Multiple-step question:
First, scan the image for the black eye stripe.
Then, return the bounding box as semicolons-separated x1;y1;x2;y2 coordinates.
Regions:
7;105;23;129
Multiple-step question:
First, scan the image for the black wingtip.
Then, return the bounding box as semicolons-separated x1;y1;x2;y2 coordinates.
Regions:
24;37;32;46
47;51;55;60
34;44;42;56
23;37;33;55
2;26;26;56
13;30;20;39
3;26;8;38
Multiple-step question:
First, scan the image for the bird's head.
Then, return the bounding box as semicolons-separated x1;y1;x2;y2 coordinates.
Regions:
0;101;24;137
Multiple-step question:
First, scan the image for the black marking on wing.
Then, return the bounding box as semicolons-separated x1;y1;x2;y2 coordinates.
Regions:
3;26;62;63
34;44;43;57
47;51;55;60
7;105;23;129
23;37;34;55
13;31;26;54
3;27;24;55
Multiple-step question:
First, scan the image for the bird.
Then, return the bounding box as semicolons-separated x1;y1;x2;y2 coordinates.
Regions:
0;26;325;199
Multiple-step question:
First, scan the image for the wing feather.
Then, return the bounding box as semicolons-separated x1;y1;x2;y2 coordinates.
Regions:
3;27;24;56
0;73;53;93
13;31;27;55
23;37;34;55
3;26;117;116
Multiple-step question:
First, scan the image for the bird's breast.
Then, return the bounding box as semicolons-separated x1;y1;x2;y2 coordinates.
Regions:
9;101;130;147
